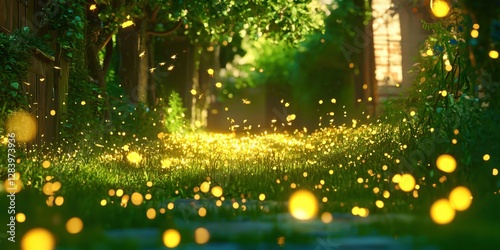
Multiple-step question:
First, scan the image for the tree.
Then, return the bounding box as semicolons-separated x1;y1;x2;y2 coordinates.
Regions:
91;0;328;128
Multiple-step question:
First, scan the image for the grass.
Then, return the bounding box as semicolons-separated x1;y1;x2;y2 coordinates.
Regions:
1;110;500;249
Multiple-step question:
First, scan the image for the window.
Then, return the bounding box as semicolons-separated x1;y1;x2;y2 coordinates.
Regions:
372;0;403;86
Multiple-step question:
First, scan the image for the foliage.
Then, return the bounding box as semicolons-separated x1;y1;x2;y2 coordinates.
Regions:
0;27;53;133
164;91;188;134
42;0;86;59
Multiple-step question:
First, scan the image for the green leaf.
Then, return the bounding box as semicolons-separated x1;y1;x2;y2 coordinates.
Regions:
10;82;19;89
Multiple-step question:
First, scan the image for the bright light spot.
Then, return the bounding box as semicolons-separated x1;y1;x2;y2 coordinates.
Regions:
200;182;210;193
399;174;416;192
430;0;451;18
321;212;333;223
375;200;384;208
473;23;480;29
100;199;107;206
50;110;56;116
147;181;153;187
131;192;143;205
16;213;26;223
6;110;37;143
207;68;214;75
42;161;51;169
163;229;181;248
191;89;197;95
194;227;210;244
211;186;223;197
259;193;266;201
288;189;318;220
383;190;390;198
358;208;369;218
198;207;207;217
436;154;457;173
392;174;401;183
122;20;135;28
215;82;222;88
21;228;55;250
430;199;455;224
471;29;479;38
116;189;123;197
55;196;64;206
441;90;448;97
483;154;491;161
127;152;142;164
89;4;97;11
493;168;498;176
410;111;416;116
81;101;86;105
489;50;499;59
66;217;83;234
449;186;472;211
445;65;452;71
147;208;156;219
426;49;433;56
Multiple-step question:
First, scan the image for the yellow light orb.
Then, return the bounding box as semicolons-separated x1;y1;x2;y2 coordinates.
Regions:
146;208;157;219
449;186;472;211
375;200;384;208
207;68;214;75
259;193;266;201
163;229;181;248
211;186;223;197
21;228;55;250
6;110;37;143
66;217;83;234
194;227;210;244
131;192;144;206
483;154;490;161
399;174;416;192
42;160;51;169
288;189;318;220
126;152;142;164
489;50;499;59
321;212;333;223
16;213;26;223
436;154;457;173
430;199;455;224
430;0;451;18
200;182;210;193
470;30;479;38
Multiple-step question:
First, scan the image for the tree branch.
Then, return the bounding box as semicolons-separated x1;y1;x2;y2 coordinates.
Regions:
147;20;183;36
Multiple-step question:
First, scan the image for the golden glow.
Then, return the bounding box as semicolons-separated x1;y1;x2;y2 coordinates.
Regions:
483;154;491;161
489;50;499;59
375;200;384;208
436;154;457;173
21;228;55;250
89;4;97;11
131;192;144;205
66;217;83;234
42;161;51;169
163;229;181;248
430;199;455;224
449;186;472;211
198;207;207;217
6;110;37;143
321;212;333;223
430;0;451;18
288;189;318;220
194;227;210;244
399;174;416;192
121;20;135;28
211;186;223;197
471;30;479;38
16;213;26;223
127;152;142;164
200;182;210;193
207;68;214;76
259;193;266;201
146;208;157;219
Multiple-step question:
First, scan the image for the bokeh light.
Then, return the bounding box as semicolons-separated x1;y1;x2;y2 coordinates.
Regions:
449;186;472;211
436;154;457;173
6;110;37;143
430;199;455;224
211;186;223;197
194;227;210;244
288;189;318;220
399;174;416;192
163;229;181;248
21;228;55;250
430;0;450;18
66;217;83;234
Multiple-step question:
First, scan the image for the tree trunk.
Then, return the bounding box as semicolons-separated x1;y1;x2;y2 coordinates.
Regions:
137;19;149;104
118;27;139;103
191;45;220;129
